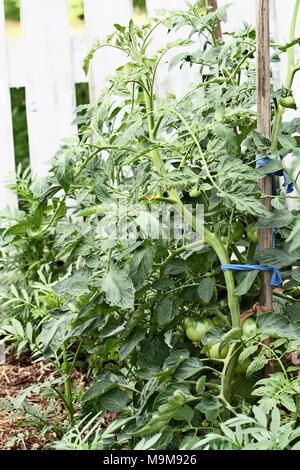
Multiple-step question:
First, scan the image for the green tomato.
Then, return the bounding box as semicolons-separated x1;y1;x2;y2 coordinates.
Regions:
236;357;251;374
280;96;296;110
185;318;215;342
247;224;259;245
207;342;229;360
189;187;201;198
242;318;258;337
228;222;244;244
183;316;194;329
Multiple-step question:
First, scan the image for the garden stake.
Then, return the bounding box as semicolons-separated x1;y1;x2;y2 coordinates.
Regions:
256;0;274;376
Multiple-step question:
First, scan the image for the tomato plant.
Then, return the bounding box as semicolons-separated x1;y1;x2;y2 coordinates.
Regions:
1;0;300;451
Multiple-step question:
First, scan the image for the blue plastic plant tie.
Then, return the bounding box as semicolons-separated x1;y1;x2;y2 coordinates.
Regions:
220;156;289;289
253;155;291;281
272;227;278;248
221;264;283;287
256;155;294;194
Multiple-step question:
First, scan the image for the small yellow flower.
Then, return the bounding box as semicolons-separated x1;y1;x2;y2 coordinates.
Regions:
147;193;161;201
193;341;201;348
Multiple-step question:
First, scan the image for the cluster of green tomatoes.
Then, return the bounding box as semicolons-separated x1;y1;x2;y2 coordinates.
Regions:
183;316;258;374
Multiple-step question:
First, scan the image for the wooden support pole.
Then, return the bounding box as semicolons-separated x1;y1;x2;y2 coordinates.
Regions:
256;0;274;378
256;0;273;309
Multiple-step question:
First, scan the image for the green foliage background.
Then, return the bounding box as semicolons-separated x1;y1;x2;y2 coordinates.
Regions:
3;0;19;22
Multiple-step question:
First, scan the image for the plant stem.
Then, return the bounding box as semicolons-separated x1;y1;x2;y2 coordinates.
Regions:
142;73;241;408
159;239;204;274
271;0;300;149
62;343;74;425
220;343;240;416
142;81;240;327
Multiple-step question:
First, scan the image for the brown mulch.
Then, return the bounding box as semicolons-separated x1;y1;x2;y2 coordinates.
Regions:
0;350;88;450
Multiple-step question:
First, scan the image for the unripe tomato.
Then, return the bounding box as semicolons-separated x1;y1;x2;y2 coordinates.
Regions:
185;318;215;342
242;317;258;337
228;222;243;244
247;224;258;245
236;357;251;374
280;96;296;110
189;187;201;198
183;316;194;329
207;342;229;360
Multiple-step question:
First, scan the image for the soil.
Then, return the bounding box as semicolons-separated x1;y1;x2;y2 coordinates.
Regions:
0;350;88;450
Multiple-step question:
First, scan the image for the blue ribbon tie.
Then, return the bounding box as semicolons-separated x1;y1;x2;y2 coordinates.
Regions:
220;155;291;289
256;155;294;195
221;264;283;287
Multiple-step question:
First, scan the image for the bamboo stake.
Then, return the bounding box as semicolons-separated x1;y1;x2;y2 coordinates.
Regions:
256;0;273;309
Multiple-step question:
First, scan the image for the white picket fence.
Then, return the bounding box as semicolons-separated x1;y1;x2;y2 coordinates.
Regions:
0;0;299;210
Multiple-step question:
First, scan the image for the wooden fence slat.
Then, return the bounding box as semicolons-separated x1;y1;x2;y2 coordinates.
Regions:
20;0;76;177
83;0;133;104
71;35;89;85
0;0;298;205
7;37;24;88
0;0;17;209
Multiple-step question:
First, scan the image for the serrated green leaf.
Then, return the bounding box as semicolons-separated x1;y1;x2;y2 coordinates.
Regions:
256;248;295;269
197;278;215;303
129;242;155;291
132;390;187;437
174;357;203;380
102;266;135;309
278;134;297;149
255;210;294;229
154;294;179;326
53;149;75;191
219;327;243;353
246;355;268;376
238;345;258;365
118;326;145;361
234;270;258;296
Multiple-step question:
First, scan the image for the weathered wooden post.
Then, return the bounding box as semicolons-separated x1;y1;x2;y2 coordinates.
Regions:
256;0;273;310
256;0;274;377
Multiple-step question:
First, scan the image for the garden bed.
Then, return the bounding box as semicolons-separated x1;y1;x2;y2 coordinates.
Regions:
0;351;87;450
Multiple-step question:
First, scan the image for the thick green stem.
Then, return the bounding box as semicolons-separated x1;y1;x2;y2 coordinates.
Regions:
160;240;205;274
142;76;241;408
246;241;258;263
271;0;300;149
220;343;240;414
142;80;240;327
62;343;74;425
